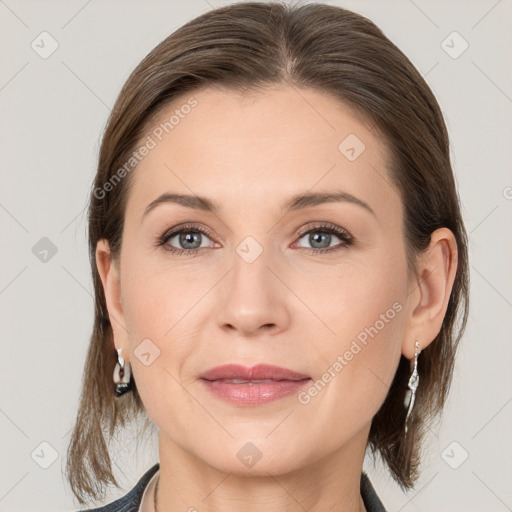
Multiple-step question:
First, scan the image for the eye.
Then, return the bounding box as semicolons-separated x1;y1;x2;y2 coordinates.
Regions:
293;223;353;254
157;223;217;255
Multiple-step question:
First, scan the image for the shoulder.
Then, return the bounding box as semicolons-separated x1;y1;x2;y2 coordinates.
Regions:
77;463;160;512
361;471;387;512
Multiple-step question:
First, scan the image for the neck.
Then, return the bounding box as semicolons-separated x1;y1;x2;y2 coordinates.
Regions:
153;426;370;512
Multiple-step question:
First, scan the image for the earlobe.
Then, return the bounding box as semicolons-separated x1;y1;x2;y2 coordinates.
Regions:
95;239;127;347
402;228;458;359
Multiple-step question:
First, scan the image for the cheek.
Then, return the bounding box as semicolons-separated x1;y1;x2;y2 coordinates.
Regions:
119;262;202;422
120;246;203;338
119;255;211;387
307;255;406;412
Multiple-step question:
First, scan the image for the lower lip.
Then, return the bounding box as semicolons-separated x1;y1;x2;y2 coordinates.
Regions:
199;378;311;407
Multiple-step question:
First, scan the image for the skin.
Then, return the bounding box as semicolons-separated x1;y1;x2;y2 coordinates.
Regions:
96;84;458;512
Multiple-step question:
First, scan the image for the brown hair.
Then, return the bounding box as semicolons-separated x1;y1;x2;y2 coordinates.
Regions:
65;0;470;505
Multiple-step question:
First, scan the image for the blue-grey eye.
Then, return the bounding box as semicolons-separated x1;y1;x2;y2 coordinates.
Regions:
167;230;212;250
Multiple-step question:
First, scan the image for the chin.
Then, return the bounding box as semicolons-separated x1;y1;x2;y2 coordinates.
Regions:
195;436;310;477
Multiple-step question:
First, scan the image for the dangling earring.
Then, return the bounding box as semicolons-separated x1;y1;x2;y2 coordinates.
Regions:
404;340;421;434
113;347;132;397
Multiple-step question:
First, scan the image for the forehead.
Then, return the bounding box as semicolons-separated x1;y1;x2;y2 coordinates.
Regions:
124;85;399;224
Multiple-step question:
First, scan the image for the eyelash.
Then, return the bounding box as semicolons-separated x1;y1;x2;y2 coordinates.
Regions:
156;222;354;256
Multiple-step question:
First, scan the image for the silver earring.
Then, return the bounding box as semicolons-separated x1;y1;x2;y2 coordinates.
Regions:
404;340;421;434
113;347;132;397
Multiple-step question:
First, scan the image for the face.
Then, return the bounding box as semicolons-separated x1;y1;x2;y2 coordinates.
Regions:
101;84;412;475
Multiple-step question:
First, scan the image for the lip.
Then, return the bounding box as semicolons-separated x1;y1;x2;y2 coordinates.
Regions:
199;364;311;407
199;363;310;381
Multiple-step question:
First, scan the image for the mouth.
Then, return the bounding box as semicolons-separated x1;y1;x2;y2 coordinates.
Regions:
207;378;295;384
199;363;310;381
198;364;311;407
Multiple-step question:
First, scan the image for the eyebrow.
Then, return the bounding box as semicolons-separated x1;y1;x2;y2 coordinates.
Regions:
141;190;376;221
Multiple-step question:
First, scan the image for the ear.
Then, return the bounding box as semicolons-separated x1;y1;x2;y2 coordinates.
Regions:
95;239;129;359
402;227;458;359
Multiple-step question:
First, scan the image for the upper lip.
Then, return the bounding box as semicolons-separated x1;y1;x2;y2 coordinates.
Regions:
199;364;310;381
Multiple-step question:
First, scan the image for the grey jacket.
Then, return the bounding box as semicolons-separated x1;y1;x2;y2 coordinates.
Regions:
79;463;387;511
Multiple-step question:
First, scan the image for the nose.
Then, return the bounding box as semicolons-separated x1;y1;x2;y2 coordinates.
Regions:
216;247;291;337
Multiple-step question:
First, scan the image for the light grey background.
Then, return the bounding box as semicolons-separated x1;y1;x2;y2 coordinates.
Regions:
1;1;511;511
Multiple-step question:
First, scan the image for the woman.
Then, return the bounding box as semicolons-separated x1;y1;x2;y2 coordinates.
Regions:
65;1;469;511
